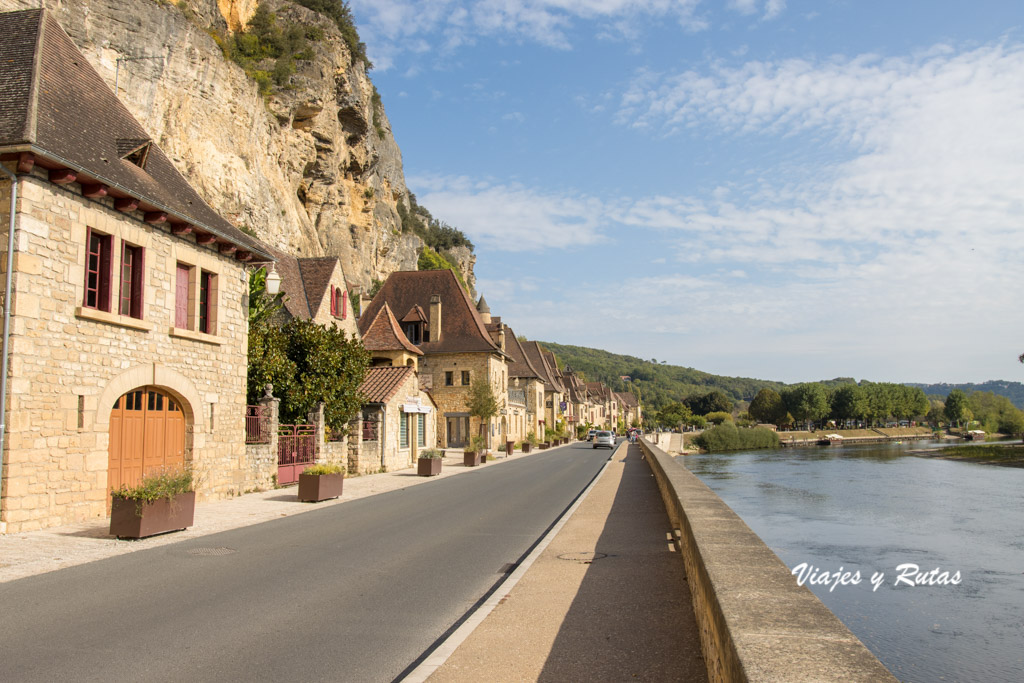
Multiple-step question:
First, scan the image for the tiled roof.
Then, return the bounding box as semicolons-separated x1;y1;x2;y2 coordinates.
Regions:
400;304;427;323
266;246;343;321
616;392;639;408
542;350;566;393
362;302;422;355
358;269;503;356
0;10;273;261
504;325;544;380
522;341;562;392
359;366;415;404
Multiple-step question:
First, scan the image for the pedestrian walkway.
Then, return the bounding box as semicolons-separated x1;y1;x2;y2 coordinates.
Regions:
0;447;532;584
422;442;707;682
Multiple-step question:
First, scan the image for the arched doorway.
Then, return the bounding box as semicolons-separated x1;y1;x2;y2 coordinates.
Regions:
108;387;187;498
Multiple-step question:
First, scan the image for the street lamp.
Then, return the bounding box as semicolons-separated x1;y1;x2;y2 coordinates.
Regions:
265;263;281;295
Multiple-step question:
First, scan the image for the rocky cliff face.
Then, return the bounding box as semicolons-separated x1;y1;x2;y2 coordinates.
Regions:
1;0;474;292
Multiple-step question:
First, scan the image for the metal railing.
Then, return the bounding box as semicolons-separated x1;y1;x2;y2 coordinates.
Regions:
245;405;270;444
508;388;527;406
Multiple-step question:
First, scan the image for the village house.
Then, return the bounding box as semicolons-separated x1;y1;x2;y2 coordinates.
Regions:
616;391;643;428
350;366;436;475
0;9;274;533
266;246;359;338
521;341;566;435
482;318;538;445
357;269;510;450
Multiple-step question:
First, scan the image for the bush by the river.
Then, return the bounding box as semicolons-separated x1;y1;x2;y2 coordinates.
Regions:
694;423;780;452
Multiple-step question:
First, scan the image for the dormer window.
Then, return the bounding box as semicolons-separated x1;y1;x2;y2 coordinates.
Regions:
404;322;423;345
117;138;152;169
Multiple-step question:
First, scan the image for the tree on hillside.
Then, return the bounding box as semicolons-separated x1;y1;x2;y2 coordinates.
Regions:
944;389;970;428
782;383;829;430
686;390;733;416
748;388;787;425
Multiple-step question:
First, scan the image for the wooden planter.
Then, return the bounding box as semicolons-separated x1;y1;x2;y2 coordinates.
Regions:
522;443;532;453
110;492;195;540
298;472;344;502
418;458;442;476
463;451;481;467
540;442;550;449
506;440;514;456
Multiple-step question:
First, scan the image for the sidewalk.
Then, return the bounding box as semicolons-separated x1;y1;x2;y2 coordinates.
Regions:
423;442;707;682
0;446;533;584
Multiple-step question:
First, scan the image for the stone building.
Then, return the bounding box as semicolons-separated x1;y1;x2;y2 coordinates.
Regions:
266;245;358;338
358;270;509;450
0;9;274;533
351;366;436;474
521;341;565;435
616;391;643;427
498;325;545;443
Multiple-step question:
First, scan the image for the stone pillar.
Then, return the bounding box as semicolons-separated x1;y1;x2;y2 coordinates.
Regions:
309;401;326;462
257;384;280;488
347;413;363;474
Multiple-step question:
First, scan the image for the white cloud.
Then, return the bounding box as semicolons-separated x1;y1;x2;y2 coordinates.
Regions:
350;0;706;70
763;0;785;20
409;175;610;251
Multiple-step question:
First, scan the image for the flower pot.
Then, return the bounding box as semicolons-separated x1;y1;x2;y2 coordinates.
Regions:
418;457;442;476
540;442;550;449
298;472;344;502
110;491;195;540
522;443;532;453
506;440;514;456
463;451;481;467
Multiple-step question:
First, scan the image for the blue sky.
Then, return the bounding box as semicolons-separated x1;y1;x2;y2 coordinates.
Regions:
351;0;1024;385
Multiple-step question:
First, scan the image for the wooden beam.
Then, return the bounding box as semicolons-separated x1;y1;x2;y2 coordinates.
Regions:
235;251;253;262
144;211;168;224
218;242;238;256
170;223;193;236
196;233;217;245
49;168;77;184
81;183;108;198
16;153;34;173
114;197;139;212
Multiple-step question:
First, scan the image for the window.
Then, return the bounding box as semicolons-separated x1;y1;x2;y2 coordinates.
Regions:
175;263;191;328
462;370;470;386
445;371;454;386
84;229;113;311
199;270;216;334
118;242;144;319
417;414;426;447
329;287;349;319
330;286;337;316
403;322;422;345
399;413;409;449
340;288;348;319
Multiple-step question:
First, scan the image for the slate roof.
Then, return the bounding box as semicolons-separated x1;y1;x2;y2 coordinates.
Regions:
267;246;343;320
0;9;272;261
359;366;415;404
503;325;544;380
400;304;427;323
358;269;504;356
522;341;562;392
616;392;639;408
362;302;422;355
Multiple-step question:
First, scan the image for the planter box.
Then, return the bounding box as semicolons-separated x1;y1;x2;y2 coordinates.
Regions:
506;440;514;456
298;472;344;502
522;443;532;453
110;491;195;540
418;458;442;476
464;451;481;467
540;442;550;449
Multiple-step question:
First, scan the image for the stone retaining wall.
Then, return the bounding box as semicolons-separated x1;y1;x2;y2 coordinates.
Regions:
638;437;896;682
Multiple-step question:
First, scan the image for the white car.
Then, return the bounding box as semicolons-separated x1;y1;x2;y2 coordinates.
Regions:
593;431;615;449
587;429;598;441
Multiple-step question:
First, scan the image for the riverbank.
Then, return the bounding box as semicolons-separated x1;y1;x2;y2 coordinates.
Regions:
909;442;1024;468
778;426;933;447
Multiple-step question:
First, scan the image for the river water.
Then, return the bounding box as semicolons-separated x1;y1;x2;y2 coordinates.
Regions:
680;441;1024;683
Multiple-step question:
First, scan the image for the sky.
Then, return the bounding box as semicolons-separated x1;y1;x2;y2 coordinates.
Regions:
349;0;1024;385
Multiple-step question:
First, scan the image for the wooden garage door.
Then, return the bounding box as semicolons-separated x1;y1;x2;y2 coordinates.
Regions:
108;387;186;497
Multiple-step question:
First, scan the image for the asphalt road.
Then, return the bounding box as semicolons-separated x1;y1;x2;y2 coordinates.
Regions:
0;443;613;682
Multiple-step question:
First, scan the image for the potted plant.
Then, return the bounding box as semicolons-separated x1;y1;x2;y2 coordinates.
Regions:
464;435;485;467
418;449;443;476
110;468;196;540
523;431;537;453
298;463;345;502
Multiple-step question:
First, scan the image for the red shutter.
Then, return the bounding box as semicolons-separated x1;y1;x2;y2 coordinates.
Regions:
330;286;337;316
98;234;112;312
175;264;189;328
341;289;348;319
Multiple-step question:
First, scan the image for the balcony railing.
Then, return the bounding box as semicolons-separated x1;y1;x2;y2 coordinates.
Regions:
508;388;527;406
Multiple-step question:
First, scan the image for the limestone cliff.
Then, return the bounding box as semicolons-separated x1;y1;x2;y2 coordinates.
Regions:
1;0;475;292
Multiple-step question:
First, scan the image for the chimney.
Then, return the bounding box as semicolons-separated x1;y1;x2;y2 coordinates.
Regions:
429;294;442;343
497;326;506;352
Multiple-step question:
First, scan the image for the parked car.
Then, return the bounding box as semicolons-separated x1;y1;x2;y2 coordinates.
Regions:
593;431;615;449
587;429;598;441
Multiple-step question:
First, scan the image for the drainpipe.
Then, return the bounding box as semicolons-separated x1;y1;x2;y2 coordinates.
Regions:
0;162;18;519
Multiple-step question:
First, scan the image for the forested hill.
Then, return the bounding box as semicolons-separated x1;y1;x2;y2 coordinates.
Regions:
538;342;788;411
907;381;1024;409
540;342;1024;411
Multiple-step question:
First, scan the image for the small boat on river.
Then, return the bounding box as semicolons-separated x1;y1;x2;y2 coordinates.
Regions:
818;434;844;445
963;430;986;441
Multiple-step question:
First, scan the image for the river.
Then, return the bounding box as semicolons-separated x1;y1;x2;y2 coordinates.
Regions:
680;441;1024;683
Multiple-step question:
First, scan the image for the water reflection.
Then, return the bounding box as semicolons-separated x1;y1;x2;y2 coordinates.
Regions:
679;441;1024;683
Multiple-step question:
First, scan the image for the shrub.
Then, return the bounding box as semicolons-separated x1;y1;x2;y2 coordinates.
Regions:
705;411;733;425
693;423;780;453
527;430;539;446
419;449;442;459
303;463;345;476
467;435;486;452
112;467;194;502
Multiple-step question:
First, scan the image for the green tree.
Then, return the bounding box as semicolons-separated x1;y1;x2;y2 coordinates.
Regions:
830;384;868;426
944;389;970;428
467;376;500;447
656;401;691;429
748;388;787;425
686;390;733;416
705;411;733;425
782;383;829;430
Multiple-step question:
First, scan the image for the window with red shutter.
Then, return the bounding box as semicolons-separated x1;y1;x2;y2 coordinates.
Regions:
119;242;144;319
330;286;337;316
341;289;348;319
199;270;217;334
84;228;113;311
175;264;190;328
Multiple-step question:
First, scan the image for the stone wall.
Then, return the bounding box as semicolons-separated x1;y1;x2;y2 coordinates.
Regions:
1;173;253;532
419;351;505;449
637;437;896;682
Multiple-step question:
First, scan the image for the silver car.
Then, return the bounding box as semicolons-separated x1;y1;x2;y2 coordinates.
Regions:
592;430;615;449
